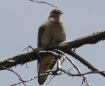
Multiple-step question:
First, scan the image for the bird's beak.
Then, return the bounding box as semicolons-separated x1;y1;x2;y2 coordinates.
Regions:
60;12;63;14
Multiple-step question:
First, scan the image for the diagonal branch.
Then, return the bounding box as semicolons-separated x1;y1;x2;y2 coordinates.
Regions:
0;30;105;71
65;55;90;86
69;50;105;77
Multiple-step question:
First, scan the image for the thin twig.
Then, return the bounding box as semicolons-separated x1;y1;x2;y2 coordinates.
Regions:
52;49;90;86
6;68;26;86
29;0;58;8
66;56;90;86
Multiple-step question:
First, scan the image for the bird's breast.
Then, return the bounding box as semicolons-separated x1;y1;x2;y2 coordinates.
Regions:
41;21;66;46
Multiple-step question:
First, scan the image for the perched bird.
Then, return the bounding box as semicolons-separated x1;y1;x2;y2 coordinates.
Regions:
37;8;66;85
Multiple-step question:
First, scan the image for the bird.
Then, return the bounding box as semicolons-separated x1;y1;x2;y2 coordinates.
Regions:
37;8;66;85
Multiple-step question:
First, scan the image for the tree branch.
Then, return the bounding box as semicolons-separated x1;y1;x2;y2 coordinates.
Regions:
69;50;105;77
29;0;58;8
0;30;105;71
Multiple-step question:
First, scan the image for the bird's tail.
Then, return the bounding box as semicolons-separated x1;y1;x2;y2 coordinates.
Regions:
38;55;55;85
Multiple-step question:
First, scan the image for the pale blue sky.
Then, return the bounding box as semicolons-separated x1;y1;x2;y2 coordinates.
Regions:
0;0;105;86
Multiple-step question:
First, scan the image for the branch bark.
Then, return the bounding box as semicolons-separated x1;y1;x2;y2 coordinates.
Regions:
0;30;105;71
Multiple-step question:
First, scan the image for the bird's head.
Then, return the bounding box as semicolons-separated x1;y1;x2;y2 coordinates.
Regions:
49;9;63;19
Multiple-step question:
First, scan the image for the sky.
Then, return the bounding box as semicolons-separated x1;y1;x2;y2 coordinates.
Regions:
0;0;105;86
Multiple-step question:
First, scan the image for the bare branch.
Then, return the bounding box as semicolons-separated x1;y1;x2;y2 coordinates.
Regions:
0;50;38;70
29;0;58;8
54;50;90;86
62;70;105;76
0;30;105;72
65;56;90;86
6;68;26;86
69;50;105;77
11;72;49;86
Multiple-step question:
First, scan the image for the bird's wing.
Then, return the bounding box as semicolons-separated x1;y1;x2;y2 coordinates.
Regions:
37;26;45;48
37;25;57;85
